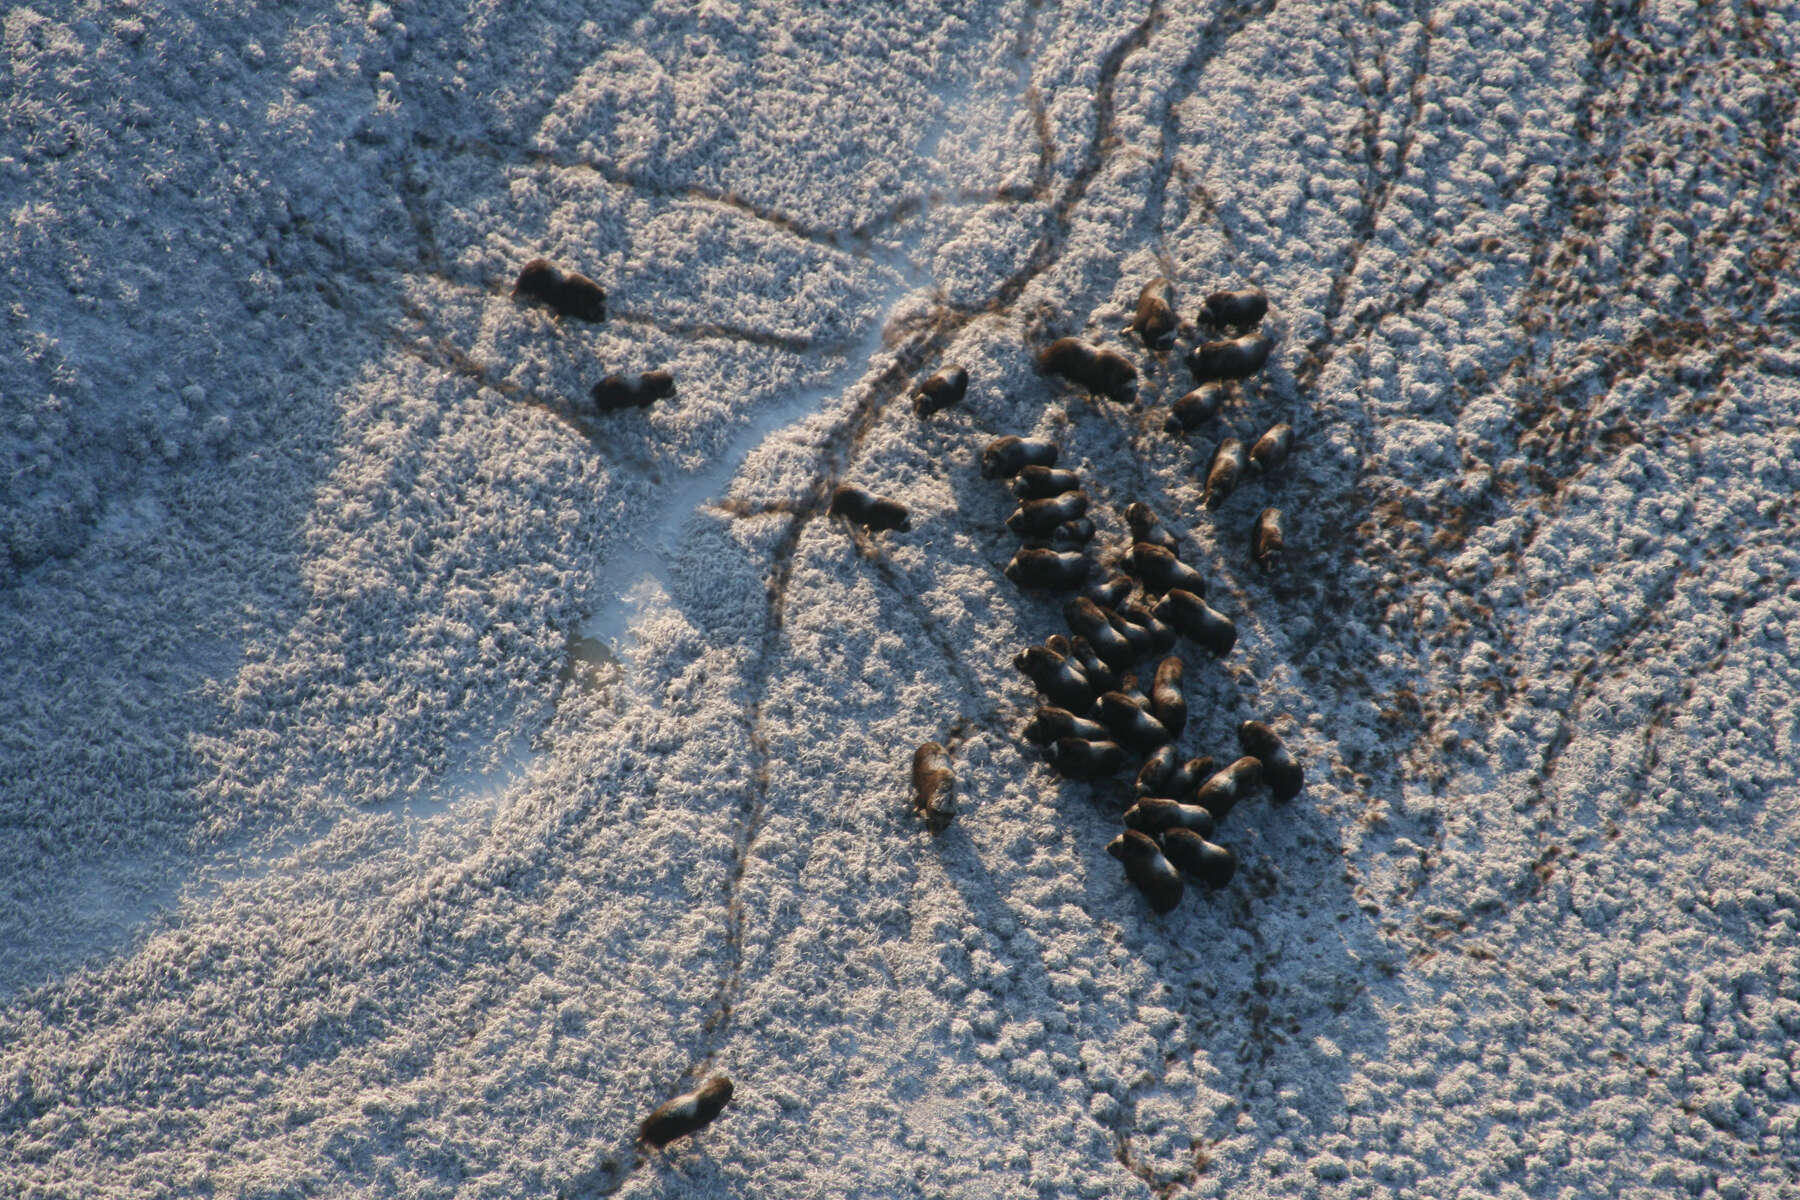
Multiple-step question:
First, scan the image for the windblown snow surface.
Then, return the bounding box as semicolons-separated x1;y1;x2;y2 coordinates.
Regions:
4;1;1800;1197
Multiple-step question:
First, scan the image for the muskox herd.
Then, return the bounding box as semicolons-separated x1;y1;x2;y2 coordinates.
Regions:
518;254;1304;1147
906;279;1305;916
985;440;1301;914
513;257;679;412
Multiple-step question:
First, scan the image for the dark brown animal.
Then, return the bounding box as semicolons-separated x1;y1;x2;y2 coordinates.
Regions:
1165;383;1226;434
1200;288;1268;331
1123;798;1216;839
1203;438;1247;509
639;1076;734;1147
1153;589;1236;656
1039;338;1138;402
1022;706;1110;745
1130;277;1178;349
1004;547;1090;592
1187;333;1272;382
592;371;675;411
1125;543;1207;596
1012;466;1083;499
1248;423;1293;475
911;742;956;830
1252;507;1284;571
1013;645;1097;711
828;485;910;532
1046;737;1129;779
1159;828;1236;888
982;436;1060;479
1192;756;1264;820
914;366;969;416
1107;830;1184;914
1096;691;1172;754
1238;719;1303;801
1150;655;1186;738
1008;492;1090;538
515;257;607;322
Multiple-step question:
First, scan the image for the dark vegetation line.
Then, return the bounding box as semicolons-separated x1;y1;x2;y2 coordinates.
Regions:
1291;0;1438;395
1137;0;1282;257
1334;0;1800;966
667;0;1192;1158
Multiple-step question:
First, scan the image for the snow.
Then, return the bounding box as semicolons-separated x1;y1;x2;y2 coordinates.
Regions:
4;1;1800;1197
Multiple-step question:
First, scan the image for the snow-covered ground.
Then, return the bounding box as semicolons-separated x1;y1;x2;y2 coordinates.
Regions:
5;1;1800;1196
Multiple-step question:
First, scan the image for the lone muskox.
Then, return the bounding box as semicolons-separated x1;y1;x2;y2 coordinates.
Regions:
914;366;969;416
828;484;910;532
1251;507;1284;572
910;742;956;831
1248;422;1293;475
1187;333;1273;382
514;257;607;322
1200;288;1268;331
1004;547;1091;592
1129;277;1179;349
1202;437;1248;509
1153;589;1237;656
1107;830;1184;914
1159;828;1236;889
1039;337;1138;403
1238;719;1304;801
1164;383;1227;434
639;1076;734;1148
982;435;1060;480
592;370;675;411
